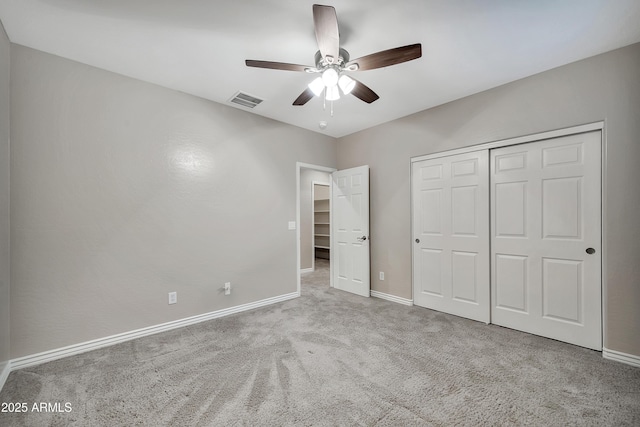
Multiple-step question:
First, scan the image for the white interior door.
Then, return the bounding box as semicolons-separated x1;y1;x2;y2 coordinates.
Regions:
332;166;370;297
412;150;490;323
491;131;602;350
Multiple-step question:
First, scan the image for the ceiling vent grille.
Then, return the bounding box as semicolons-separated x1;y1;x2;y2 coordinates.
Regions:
229;91;264;109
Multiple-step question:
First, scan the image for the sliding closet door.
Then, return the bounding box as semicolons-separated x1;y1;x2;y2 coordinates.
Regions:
491;131;602;350
412;150;490;323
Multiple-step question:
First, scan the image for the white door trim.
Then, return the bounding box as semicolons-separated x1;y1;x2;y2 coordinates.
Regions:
410;121;607;351
411;122;604;163
296;162;336;295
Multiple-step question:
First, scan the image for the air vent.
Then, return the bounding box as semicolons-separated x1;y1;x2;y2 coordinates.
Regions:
229;91;264;109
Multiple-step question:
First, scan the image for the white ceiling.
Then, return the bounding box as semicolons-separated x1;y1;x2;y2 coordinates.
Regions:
1;0;640;138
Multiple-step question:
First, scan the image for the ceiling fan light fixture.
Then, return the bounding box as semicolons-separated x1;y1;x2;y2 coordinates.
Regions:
338;74;355;94
326;85;340;101
308;77;325;97
246;6;421;108
321;67;339;87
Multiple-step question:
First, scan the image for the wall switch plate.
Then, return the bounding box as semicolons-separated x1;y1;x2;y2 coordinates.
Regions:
168;292;177;304
288;221;296;230
379;272;384;280
224;282;231;295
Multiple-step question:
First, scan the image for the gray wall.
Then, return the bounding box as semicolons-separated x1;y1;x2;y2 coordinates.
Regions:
10;45;337;358
299;169;331;270
6;39;640;361
0;22;10;374
337;43;640;358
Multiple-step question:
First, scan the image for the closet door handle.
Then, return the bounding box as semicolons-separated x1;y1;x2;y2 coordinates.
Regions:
586;247;596;255
357;236;367;242
415;238;420;243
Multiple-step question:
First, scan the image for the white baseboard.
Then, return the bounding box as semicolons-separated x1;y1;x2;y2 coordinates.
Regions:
603;347;640;368
0;360;10;392
11;291;300;371
300;267;313;274
370;290;413;306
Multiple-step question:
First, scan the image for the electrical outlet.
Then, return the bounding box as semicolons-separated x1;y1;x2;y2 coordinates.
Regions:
379;272;385;280
224;282;231;295
168;292;177;305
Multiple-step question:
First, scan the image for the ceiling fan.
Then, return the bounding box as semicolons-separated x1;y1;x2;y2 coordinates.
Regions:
245;4;422;107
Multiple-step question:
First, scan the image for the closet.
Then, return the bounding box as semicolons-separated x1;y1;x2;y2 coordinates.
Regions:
412;129;602;350
313;183;330;260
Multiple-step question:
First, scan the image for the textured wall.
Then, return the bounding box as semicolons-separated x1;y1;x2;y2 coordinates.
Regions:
10;45;337;358
0;21;10;375
337;43;640;358
8;39;640;362
299;169;331;270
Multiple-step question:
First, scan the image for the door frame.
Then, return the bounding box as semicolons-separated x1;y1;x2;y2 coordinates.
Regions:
410;121;607;347
296;162;336;296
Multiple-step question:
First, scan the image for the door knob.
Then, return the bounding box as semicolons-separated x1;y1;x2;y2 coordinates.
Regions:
415;238;420;243
357;236;367;242
586;248;596;255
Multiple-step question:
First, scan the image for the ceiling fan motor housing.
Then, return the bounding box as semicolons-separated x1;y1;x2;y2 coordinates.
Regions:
315;48;350;70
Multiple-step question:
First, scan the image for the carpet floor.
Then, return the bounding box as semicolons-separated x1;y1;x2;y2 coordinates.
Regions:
1;259;639;426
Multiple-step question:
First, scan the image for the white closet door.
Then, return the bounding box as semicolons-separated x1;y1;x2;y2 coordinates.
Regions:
491;131;602;350
412;150;490;323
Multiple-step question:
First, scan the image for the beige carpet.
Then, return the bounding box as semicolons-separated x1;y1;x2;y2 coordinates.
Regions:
1;259;639;426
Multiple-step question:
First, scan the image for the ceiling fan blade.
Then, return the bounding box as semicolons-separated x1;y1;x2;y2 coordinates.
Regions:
313;4;340;64
293;87;315;106
350;80;379;104
346;43;422;71
245;60;311;72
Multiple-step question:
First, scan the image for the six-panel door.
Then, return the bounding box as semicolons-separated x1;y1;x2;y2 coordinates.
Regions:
490;131;602;350
332;165;370;298
412;150;490;323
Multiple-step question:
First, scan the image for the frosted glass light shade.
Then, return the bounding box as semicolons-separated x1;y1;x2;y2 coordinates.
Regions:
338;75;355;94
326;85;340;101
308;77;325;97
322;68;339;87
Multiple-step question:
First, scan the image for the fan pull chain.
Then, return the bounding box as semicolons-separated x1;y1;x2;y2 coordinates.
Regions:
323;88;326;111
321;87;334;116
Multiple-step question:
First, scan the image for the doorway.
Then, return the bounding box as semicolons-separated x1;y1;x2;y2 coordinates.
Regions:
296;162;372;298
312;182;331;271
297;163;335;294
